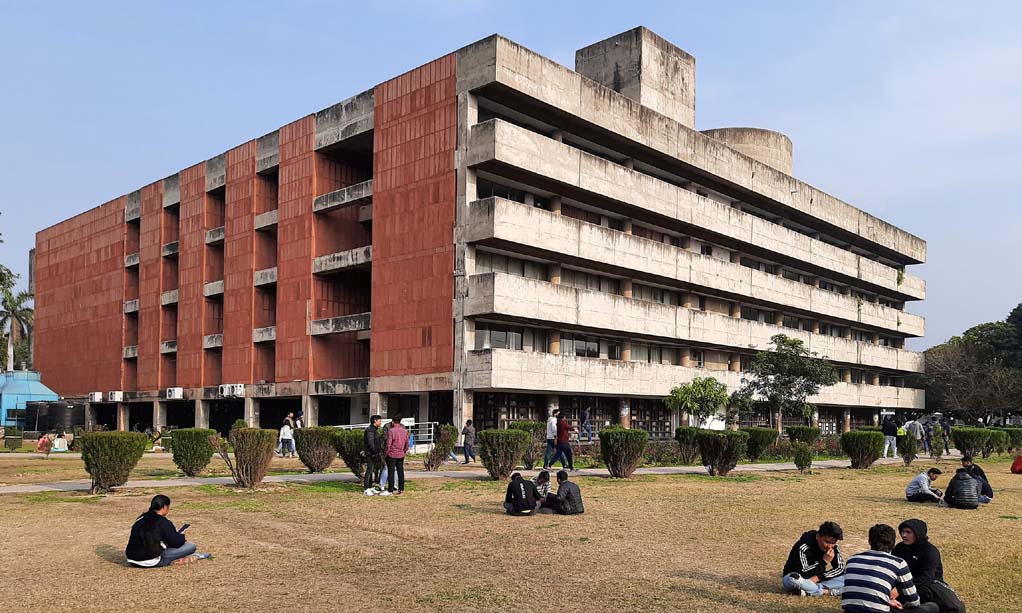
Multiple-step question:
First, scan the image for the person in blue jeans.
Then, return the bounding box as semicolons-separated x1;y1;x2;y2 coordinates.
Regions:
542;410;559;469
125;495;210;567
781;521;846;597
580;408;593;443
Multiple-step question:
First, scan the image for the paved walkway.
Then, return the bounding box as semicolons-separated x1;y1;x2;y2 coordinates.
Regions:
0;453;959;495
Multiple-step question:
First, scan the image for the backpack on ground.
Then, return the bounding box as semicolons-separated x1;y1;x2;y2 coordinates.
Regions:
918;581;966;613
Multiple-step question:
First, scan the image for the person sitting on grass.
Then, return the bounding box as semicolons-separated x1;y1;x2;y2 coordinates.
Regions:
50;433;69;453
539;470;584;515
841;523;937;612
36;432;50;452
125;495;210;568
943;468;981;510
891;519;966;612
532;470;552;505
905;468;943;503
503;472;539;516
782;521;846;597
960;455;992;502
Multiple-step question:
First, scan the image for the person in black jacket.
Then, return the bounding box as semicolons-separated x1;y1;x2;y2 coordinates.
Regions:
782;521;846;597
944;468;981;509
539;470;585;515
125;495;206;567
363;415;383;496
503;472;540;515
961;456;992;502
893;520;966;612
882;417;899;458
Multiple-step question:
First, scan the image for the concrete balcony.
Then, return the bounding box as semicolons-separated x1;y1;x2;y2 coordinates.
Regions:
310;377;369;395
254;209;278;231
256;130;279;174
309;312;371;336
203;334;223;349
203;280;224;297
160;289;179;306
206;153;226;192
313;245;372;275
124;299;139;314
313;179;373;213
253;326;277;343
254;267;278;287
314;89;374;151
466;119;924;301
466;197;924;337
124;252;140;268
465;349;924;410
358;204;373;223
125;190;141;222
466;273;924;373
123;345;138;359
205;226;225;246
161;241;179;257
160;340;178;354
163;173;180;207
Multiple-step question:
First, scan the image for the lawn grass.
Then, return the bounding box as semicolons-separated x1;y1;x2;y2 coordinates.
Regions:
0;456;1018;612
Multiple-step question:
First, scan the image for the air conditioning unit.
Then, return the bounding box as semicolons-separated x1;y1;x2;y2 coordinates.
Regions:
166;387;184;400
108;391;124;402
218;384;233;398
88;392;103;403
230;383;246;398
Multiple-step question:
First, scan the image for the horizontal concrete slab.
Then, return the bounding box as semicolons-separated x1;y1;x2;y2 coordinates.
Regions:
161;241;179;257
160;340;177;354
254;267;277;287
203;280;224;297
313;245;372;274
253;209;278;231
202;334;223;349
123;299;139;314
205;153;227;192
314;89;374;151
123;345;138;359
313;179;373;213
310;377;369;395
309;312;371;336
124;253;139;268
253;326;276;343
160;289;179;306
205;226;225;245
125;190;141;222
256;130;280;174
162;173;180;207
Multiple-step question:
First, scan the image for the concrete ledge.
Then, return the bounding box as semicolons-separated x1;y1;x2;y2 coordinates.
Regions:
205;226;225;245
247;383;277;398
160;289;179;306
162;174;181;207
310;378;369;395
205;154;227;192
203;280;224;297
125;190;141;222
203;334;223;349
161;241;179;257
124;299;139;314
358;204;373;223
313;245;372;274
313;179;373;213
309;312;371;336
256;130;280;174
123;345;138;359
253;326;277;343
124;253;140;268
254;267;278;287
159;340;178;354
254;209;278;231
314;89;374;151
369;373;454;394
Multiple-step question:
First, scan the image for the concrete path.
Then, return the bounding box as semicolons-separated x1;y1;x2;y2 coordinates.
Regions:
0;453;960;495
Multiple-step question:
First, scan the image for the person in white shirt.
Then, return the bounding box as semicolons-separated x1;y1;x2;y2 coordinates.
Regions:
51;433;69;453
542;411;559;470
278;422;295;458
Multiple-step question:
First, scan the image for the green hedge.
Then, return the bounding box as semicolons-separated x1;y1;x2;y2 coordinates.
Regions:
786;426;821;445
424;424;459;471
599;427;648;478
80;432;148;493
950;427;990;458
170;428;216;476
478;429;529;480
742;427;778;462
333;429;368;479
996;427;1022;451
857;426;883;432
985;429;1009;458
841;431;884;469
792;442;813;474
696;429;749;477
231;419;248;431
294;427;338;473
674;426;701;465
509;421;547;470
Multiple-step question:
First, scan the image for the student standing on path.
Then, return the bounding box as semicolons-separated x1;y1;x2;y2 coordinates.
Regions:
939;416;952;455
542;411;559;470
882;417;898;458
461;419;476;464
278;420;296;458
363;415;383;496
382;417;410;496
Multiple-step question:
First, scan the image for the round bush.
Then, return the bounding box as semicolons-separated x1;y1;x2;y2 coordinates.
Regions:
170;428;216;476
997;427;1022;452
985;429;1009;458
786;426;821;445
898;434;920;466
227;428;276;487
333;428;368;479
792;441;813;474
950;427;990;458
424;424;459;471
742;427;778;462
79;431;148;493
509;421;546;470
599;426;649;478
696;429;749;477
231;418;248;431
294;427;338;473
477;429;529;480
674;426;701;465
841;431;884;469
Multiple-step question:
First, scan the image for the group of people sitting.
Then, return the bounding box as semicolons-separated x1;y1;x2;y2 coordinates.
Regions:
36;431;70;452
783;520;965;612
906;456;993;508
503;470;585;516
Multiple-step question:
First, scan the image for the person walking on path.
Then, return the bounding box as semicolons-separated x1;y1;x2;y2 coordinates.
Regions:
363;415;383;496
542;411;559;470
461;419;477;464
882;417;898;459
939;416;952;455
580;408;593;443
548;414;577;471
382;417;411;496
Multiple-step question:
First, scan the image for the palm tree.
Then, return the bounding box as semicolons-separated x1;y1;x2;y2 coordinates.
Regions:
0;289;33;371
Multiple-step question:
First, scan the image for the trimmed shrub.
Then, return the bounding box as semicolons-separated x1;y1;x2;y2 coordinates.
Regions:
857;426;883;432
209;428;276;488
231;419;248;431
294;427;338;473
79;431;148;493
786;426;821;445
424;424;459;471
696;429;749;477
509;421;547;470
841;431;884;469
816;435;845;458
898;434;920;466
478;429;529;480
333;428;368;479
950;426;990;458
642;439;685;466
743;427;778;462
599;427;648;478
997;427;1022;452
674;427;701;465
171;428;216;476
792;442;813;474
985;429;1009;458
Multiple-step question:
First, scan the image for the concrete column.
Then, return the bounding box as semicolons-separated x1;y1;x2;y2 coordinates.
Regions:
194;399;210;429
730;251;740;264
812;320;821;334
872;333;880;346
85;403;96;431
416;392;430;424
623;158;634;170
682;292;695;309
244;397;260;428
548;330;561;354
843;327;852;339
681;349;693;368
871;372;881;386
546;395;559;418
549;263;561;285
549;195;562;215
369;392;388;418
153;401;167;432
730;301;741;318
774;311;784;326
453;391;472;430
620;340;631;361
842;409;852;433
116;403;129;432
302;395;320;427
729;353;741;373
622;219;633;235
842;369;852;384
599;215;611;228
621;278;633;298
680;236;692;250
618;398;631;429
811;409;820;428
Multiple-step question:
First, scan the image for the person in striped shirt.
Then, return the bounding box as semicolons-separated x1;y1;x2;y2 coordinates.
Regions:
842;524;939;612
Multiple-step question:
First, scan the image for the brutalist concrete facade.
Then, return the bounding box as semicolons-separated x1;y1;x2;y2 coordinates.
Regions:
34;27;924;437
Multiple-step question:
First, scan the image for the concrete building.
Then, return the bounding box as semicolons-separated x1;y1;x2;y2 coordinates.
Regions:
33;27;924;437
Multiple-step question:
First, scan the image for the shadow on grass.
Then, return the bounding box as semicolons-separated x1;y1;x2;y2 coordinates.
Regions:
451;503;507;515
669;568;780;594
666;580;811;612
94;544;126;567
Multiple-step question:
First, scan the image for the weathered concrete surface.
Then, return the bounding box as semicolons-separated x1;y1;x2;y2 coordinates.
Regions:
123;299;139;314
702;127;793;175
123;345;138;359
314;89;374;150
159;340;177;354
358;204;373;223
124;253;140;268
255;130;280;174
309;312;371;336
205;153;227;192
252;326;276;343
204;226;225;245
203;280;224;297
124;190;141;222
160;289;178;306
253;209;278;231
162;173;181;207
253;267;277;287
312;179;373;213
312;245;372;274
161;241;179;257
202;333;223;349
310;377;369;395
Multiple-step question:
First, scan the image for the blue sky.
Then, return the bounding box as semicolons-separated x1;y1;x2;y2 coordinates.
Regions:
1;1;1019;350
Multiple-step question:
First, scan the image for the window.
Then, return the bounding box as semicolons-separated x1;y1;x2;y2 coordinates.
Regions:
818;280;842;293
782;269;801;282
477;177;528;204
700;244;714;257
740;355;753;371
607;342;622;361
850;369;863;384
782;315;802;330
560;333;599;358
692;349;705;368
475;323;524;351
698;295;707;311
523;328;547;353
853;330;873;343
631;343;649;362
741;306;762;322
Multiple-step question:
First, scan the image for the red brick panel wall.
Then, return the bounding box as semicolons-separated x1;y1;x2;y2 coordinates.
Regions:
370;55;457;378
222;142;257;384
137;183;165;390
176;164;206;388
34;198;125;395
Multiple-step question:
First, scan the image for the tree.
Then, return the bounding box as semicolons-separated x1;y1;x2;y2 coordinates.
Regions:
920;336;1022;423
964;321;1021;368
0;289;34;371
739;334;839;433
665;377;730;427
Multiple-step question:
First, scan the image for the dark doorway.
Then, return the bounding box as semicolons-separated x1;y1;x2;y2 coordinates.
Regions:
128;403;153;433
318;396;352;426
428;391;454;425
209;400;244;436
258;397;302;429
388;395;419;421
166;401;194;429
91;403;117;431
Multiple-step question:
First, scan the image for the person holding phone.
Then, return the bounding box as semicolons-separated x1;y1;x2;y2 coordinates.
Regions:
125;494;210;567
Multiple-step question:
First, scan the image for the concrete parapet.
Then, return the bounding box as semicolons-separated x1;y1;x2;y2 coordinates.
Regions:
256;130;280;174
202;334;223;349
252;326;276;343
253;209;278;231
159;340;177;354
203;280;224;297
205;226;225;245
253;267;277;287
125;190;141;222
313;179;373;213
702;127;793;175
124;253;140;268
123;345;138;359
309;312;371;336
310;378;369;396
160;289;179;306
312;245;372;274
124;299;139;314
314;89;374;151
161;241;179;257
205;153;227;192
162;173;181;207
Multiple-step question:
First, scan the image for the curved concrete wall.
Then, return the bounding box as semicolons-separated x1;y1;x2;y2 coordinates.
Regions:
700;127;793;175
